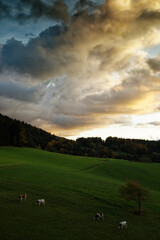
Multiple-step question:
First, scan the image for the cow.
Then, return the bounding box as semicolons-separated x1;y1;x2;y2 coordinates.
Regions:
18;194;27;202
118;221;127;229
93;213;104;220
36;199;45;206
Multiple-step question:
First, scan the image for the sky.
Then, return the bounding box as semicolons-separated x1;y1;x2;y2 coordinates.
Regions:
0;0;160;140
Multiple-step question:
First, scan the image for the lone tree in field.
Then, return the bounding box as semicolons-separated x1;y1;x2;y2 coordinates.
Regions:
119;180;150;215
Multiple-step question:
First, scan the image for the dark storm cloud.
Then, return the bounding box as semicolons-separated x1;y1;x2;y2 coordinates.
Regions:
0;0;69;22
74;0;98;12
147;57;160;72
39;24;65;43
0;81;44;102
0;0;10;20
1;25;66;78
25;33;35;37
138;10;160;21
50;114;96;129
1;0;160;82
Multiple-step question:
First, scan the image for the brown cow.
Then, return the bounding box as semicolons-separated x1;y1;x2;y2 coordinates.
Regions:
18;194;27;202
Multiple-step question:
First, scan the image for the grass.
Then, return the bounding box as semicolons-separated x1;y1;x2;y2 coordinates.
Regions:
0;147;159;240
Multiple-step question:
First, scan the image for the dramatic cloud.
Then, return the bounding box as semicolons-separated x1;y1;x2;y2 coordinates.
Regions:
0;0;10;20
0;81;44;102
74;0;98;13
147;55;160;72
0;0;160;139
1;0;160;79
25;33;35;37
0;0;69;22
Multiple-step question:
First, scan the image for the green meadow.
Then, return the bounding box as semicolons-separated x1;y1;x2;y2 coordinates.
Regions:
0;147;159;240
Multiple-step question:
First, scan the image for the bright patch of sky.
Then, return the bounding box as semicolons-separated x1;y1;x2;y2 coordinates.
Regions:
112;73;120;81
68;124;160;141
146;44;160;58
132;112;160;125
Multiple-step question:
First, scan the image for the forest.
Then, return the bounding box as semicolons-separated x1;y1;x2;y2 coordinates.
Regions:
0;113;160;163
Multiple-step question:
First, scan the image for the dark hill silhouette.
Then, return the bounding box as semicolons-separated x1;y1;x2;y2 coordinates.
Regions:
0;113;159;163
0;113;59;149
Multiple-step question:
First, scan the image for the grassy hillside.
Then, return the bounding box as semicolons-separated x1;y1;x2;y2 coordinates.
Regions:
0;147;159;240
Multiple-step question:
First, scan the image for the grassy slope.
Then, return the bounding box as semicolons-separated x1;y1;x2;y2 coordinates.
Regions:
0;147;159;240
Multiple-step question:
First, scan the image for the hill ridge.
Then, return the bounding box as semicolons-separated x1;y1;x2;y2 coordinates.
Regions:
0;113;160;163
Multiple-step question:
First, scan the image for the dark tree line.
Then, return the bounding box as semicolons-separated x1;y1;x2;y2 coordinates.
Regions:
0;113;160;163
46;136;160;163
0;113;58;149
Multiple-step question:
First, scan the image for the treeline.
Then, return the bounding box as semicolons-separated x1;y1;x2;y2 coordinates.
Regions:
0;113;160;163
46;137;160;163
0;113;58;149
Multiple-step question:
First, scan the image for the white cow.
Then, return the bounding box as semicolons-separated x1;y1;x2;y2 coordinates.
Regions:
118;221;127;229
36;199;45;206
18;194;27;202
93;213;104;220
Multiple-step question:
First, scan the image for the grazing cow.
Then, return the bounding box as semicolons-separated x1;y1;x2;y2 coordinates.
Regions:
118;221;127;229
93;213;104;220
36;199;45;206
18;194;27;202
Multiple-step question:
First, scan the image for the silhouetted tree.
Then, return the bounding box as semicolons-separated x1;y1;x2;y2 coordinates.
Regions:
119;180;150;215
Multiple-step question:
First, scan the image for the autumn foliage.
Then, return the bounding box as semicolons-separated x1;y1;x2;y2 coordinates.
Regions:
119;180;150;215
